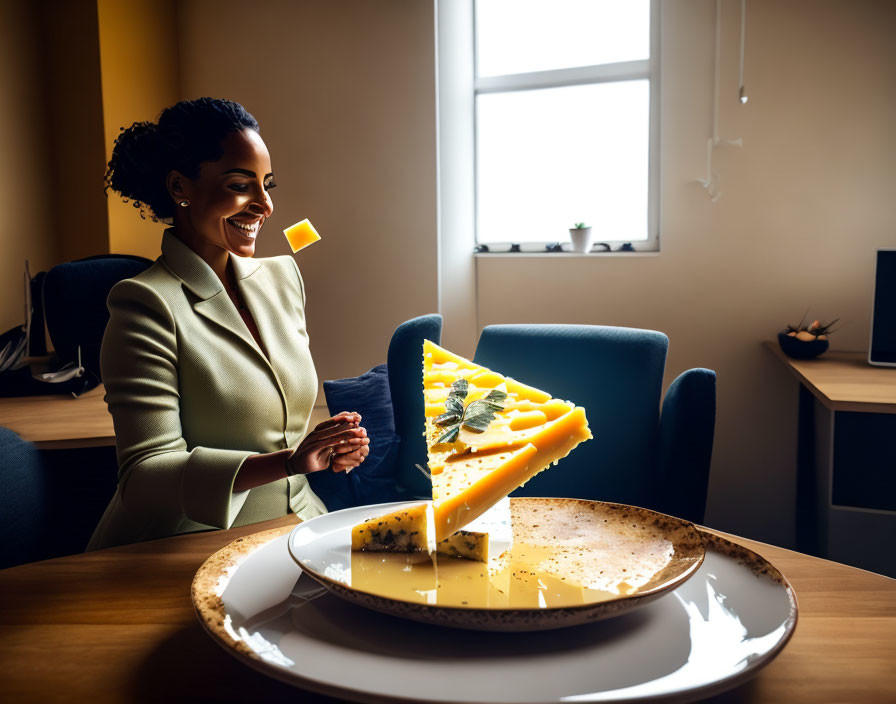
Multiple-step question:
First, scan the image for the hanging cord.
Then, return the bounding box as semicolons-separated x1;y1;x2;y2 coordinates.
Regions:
697;0;746;202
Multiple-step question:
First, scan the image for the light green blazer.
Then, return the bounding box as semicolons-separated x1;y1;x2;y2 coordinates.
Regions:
87;231;326;551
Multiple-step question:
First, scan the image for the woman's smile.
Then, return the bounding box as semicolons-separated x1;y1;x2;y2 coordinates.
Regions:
225;216;264;240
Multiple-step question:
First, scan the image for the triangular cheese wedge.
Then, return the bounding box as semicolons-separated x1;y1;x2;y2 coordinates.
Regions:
424;340;592;541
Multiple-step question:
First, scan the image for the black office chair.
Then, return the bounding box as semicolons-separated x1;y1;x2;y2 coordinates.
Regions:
43;254;154;392
0;254;154;398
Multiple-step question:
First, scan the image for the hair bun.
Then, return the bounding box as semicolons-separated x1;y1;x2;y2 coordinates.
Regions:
105;120;172;220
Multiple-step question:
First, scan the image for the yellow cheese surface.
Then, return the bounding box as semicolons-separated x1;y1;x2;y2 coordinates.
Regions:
424;340;592;541
283;218;321;253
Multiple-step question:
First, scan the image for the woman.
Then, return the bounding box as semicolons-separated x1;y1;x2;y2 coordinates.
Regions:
87;98;368;550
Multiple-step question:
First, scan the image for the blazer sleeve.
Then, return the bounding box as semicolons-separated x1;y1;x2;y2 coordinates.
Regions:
101;279;251;530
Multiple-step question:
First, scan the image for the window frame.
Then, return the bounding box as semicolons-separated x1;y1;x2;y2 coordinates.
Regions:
472;0;661;254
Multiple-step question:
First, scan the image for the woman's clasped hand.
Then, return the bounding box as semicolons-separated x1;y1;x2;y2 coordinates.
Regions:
286;411;370;476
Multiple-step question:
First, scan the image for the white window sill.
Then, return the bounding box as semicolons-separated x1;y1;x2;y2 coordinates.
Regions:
474;250;659;258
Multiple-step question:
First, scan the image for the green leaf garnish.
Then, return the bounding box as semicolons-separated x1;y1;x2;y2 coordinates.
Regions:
435;395;464;425
434;383;506;443
437;424;461;444
435;380;469;426
452;378;469;399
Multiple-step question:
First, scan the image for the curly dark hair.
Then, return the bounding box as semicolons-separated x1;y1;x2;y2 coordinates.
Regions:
104;98;260;221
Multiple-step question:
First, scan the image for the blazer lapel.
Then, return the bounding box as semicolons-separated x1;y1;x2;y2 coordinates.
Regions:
160;231;268;368
230;254;289;385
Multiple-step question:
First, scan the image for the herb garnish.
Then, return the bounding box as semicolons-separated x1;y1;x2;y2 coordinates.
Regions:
434;379;507;443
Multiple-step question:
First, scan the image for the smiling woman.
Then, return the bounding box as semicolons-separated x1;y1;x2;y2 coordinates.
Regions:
88;98;369;550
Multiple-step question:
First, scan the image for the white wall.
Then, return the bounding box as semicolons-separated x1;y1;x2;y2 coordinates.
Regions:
177;0;439;391
477;0;896;546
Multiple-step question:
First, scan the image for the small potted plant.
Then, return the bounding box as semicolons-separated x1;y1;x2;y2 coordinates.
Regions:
569;222;593;253
778;316;840;359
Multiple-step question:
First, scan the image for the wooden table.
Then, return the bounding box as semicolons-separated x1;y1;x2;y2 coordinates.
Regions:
765;342;896;577
0;383;114;449
1;516;894;703
764;341;896;414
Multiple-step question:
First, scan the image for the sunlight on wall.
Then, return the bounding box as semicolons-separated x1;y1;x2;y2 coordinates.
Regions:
97;0;180;260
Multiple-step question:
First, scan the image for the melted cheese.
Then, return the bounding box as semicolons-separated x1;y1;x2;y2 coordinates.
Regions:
283;218;321;253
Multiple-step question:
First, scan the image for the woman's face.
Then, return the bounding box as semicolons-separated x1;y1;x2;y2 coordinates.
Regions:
171;129;275;259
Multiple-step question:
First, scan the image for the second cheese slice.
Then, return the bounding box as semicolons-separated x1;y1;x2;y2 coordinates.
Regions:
283;218;321;253
424;340;592;541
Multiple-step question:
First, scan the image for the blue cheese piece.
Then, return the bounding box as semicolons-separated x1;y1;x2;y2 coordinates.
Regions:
350;499;511;565
436;498;512;566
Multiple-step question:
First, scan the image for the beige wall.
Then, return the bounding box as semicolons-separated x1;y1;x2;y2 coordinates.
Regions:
477;0;896;546
0;1;56;332
97;0;180;260
0;0;112;332
0;0;177;336
38;0;109;264
177;0;439;390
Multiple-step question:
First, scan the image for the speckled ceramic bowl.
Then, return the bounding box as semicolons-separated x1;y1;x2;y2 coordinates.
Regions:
286;498;706;632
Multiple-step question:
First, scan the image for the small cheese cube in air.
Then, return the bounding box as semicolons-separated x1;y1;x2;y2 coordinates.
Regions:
283;219;321;253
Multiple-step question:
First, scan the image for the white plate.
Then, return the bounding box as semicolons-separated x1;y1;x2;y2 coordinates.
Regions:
287;499;706;631
193;508;798;703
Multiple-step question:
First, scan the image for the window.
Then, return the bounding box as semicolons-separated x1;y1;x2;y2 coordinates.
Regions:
474;0;660;251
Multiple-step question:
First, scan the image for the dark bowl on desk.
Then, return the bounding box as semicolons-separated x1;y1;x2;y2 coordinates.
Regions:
777;332;829;359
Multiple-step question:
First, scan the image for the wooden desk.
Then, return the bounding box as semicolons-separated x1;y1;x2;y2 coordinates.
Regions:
1;516;893;703
0;383;114;449
764;341;896;414
765;341;896;577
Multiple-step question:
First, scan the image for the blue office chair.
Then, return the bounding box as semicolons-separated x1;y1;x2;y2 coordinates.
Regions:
0;427;49;569
388;314;442;498
473;324;715;524
310;314;442;510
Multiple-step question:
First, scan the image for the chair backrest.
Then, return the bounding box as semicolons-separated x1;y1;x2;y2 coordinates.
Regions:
473;324;668;507
0;427;48;569
43;255;153;380
388;314;442;497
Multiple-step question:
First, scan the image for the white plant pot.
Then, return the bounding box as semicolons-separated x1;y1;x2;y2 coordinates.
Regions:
569;227;594;254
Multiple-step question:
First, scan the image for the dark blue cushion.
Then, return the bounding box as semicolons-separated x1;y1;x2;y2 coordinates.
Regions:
0;427;48;569
308;364;401;510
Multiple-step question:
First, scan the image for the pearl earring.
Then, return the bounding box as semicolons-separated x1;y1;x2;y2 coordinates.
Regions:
179;200;189;208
